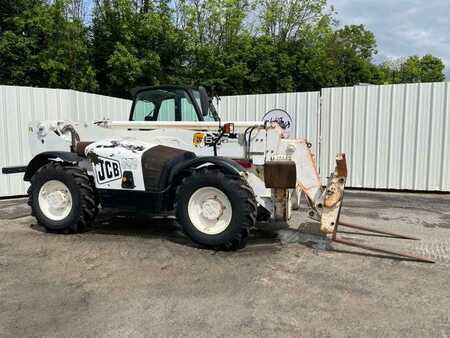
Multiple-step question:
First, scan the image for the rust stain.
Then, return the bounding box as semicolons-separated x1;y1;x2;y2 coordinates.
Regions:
335;153;348;178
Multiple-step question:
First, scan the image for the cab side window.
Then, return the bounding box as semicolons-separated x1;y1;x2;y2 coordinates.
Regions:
157;99;176;121
181;97;199;121
133;100;156;121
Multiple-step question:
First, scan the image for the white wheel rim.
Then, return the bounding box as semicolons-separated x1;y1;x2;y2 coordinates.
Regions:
38;180;73;221
187;187;233;235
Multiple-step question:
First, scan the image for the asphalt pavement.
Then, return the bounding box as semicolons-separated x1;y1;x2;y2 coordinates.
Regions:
0;190;449;337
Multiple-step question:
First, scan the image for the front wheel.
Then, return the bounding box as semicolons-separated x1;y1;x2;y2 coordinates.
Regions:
28;162;98;233
176;168;257;250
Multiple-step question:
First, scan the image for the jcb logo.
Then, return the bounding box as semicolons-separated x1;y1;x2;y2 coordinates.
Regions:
94;157;122;184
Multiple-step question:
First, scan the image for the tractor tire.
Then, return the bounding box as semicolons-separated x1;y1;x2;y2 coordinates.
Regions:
176;168;257;250
28;162;98;233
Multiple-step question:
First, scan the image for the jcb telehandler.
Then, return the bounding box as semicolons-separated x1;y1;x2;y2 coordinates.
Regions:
4;85;430;262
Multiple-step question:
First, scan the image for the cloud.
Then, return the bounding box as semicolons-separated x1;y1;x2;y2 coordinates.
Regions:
329;0;450;79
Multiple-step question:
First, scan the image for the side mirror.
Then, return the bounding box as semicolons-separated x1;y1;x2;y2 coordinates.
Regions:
199;86;210;116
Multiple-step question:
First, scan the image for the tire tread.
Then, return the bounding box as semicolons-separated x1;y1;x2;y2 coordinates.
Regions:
175;168;256;251
28;162;98;234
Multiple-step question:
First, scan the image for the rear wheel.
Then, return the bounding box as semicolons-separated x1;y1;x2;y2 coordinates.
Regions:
176;168;256;250
28;162;98;233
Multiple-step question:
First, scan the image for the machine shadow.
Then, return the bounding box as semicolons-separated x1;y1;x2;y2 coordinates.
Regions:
30;208;284;251
29;210;433;262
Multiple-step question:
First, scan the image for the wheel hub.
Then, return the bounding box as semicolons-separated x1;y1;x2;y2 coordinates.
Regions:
187;187;233;235
46;190;70;209
38;180;73;221
201;198;224;220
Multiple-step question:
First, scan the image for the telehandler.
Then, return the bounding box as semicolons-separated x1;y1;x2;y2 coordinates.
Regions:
2;86;433;262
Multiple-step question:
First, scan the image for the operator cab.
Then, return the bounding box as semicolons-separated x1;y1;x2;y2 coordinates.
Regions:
129;85;219;122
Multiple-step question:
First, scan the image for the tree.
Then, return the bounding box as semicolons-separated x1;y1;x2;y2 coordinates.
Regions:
178;0;252;45
404;54;445;83
234;0;336;93
170;0;255;94
398;56;422;83
92;0;187;97
62;0;88;21
257;0;332;42
0;0;44;31
379;55;446;84
91;0;139;96
0;0;97;91
0;0;446;96
323;24;381;86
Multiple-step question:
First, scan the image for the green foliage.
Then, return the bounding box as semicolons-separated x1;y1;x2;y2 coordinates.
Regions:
419;55;446;82
0;0;447;97
258;0;331;42
92;0;187;96
322;24;381;86
0;0;97;91
379;55;446;84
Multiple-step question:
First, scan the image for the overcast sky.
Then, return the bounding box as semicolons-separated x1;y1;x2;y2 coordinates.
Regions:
329;0;450;79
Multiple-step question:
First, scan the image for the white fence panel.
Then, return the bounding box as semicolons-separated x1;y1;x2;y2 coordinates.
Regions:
0;86;131;197
217;91;321;151
320;82;450;191
71;90;131;121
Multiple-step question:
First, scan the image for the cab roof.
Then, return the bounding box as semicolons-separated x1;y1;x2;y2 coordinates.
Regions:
130;85;199;98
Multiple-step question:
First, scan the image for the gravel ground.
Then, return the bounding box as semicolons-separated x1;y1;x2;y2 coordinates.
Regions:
0;190;449;337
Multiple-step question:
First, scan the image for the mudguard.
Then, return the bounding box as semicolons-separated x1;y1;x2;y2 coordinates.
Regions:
168;156;245;187
24;151;83;181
